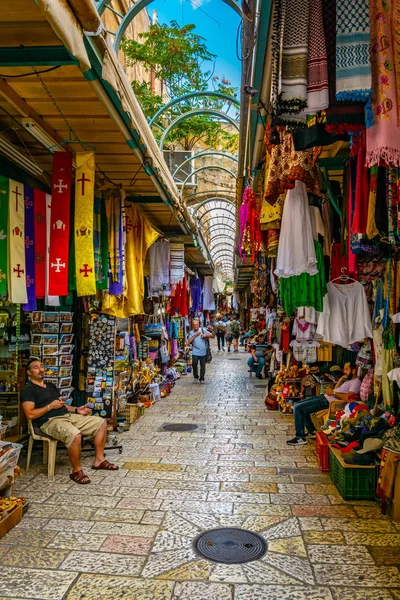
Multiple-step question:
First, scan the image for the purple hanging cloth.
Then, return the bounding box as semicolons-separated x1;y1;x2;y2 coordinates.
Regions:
190;277;202;311
23;185;37;311
109;199;123;295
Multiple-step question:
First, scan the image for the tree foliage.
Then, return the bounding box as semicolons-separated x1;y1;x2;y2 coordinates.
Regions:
121;21;239;152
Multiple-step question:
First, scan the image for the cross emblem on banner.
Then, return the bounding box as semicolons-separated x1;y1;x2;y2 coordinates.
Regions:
77;173;90;195
51;258;66;273
35;212;44;225
35;252;44;264
54;179;68;194
12;186;22;212
13;264;24;278
79;264;93;277
125;217;134;234
26;275;34;288
0;270;6;281
25;237;33;249
25;196;33;209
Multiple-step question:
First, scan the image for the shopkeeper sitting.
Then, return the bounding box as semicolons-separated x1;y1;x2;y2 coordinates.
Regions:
248;332;270;379
286;361;361;447
21;358;118;484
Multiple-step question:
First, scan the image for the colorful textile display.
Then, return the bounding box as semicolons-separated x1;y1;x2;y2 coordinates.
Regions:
149;239;170;295
33;189;46;298
104;189;122;286
49;152;72;296
94;197;108;290
190;277;202;311
239;187;261;258
335;0;372;102
169;242;184;285
366;0;400;167
264;126;321;204
352;131;369;235
0;176;9;294
322;0;337;105
45;194;59;306
8;179;27;304
74;152;96;297
171;274;188;317
306;0;329;114
23;185;36;311
275;181;318;278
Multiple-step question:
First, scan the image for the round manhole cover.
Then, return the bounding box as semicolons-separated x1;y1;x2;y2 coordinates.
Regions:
194;528;267;564
163;423;198;432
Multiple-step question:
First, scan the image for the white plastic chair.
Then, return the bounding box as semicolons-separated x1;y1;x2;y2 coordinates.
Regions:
26;420;58;480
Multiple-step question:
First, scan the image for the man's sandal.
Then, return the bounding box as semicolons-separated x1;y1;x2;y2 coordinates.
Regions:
69;470;91;484
92;459;119;471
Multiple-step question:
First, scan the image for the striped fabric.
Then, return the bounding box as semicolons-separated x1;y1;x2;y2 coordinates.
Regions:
170;242;184;285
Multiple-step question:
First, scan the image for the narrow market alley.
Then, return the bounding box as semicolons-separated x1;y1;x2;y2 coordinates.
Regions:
1;346;399;600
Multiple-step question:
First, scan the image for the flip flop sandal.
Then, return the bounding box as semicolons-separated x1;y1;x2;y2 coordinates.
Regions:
92;459;119;471
70;470;91;484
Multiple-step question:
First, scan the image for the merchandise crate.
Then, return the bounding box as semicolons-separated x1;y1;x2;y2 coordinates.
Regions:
315;431;329;472
118;404;140;424
329;446;379;500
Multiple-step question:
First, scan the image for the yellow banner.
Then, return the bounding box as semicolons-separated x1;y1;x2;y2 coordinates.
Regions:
75;152;96;296
8;179;27;304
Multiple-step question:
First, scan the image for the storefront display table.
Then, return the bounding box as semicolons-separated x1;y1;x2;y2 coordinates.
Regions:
329;446;379;501
316;431;329;472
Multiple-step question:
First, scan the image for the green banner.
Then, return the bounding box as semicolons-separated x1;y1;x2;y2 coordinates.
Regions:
0;176;9;295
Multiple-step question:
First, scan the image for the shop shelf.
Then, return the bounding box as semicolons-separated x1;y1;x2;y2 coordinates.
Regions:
329;446;379;501
316;431;329;472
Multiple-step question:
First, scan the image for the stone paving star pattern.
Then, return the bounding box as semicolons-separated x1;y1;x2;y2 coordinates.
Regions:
1;348;400;599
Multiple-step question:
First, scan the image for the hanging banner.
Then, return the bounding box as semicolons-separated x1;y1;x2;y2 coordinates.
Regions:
33;189;46;298
45;194;59;306
23;185;36;311
8;179;27;304
0;176;9;295
94;197;108;290
48;152;72;296
74;152;96;296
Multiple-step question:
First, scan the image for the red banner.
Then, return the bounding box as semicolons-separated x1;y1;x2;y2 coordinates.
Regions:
48;152;72;296
34;189;46;297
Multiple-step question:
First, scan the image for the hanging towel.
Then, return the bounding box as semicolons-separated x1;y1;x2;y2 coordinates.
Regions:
335;0;372;102
169;242;184;284
149;240;170;295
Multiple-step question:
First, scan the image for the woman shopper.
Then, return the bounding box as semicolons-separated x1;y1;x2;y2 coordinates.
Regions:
188;319;214;383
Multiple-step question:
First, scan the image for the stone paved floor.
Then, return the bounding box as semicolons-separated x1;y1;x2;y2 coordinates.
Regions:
1;347;400;599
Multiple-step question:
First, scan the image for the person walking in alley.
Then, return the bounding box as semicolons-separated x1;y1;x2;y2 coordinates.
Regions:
188;319;214;384
215;316;226;352
230;315;240;353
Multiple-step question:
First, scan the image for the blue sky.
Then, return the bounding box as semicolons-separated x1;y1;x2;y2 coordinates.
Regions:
150;0;242;90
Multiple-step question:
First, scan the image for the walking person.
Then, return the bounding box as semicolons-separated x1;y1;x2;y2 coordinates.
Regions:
215;317;226;352
230;315;240;353
188;319;214;384
225;317;233;352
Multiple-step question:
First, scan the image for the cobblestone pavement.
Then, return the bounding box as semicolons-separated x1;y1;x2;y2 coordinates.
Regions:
1;347;400;599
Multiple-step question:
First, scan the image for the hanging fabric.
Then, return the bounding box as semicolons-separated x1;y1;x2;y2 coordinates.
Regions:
94;197;108;290
23;185;36;311
49;152;72;296
104;189;122;285
33;189;46;298
335;0;372;102
45;194;59;306
239;187;261;258
74;152;96;297
203;276;216;311
149;239;170;295
169;242;185;285
306;0;329;114
0;176;9;295
8;179;27;304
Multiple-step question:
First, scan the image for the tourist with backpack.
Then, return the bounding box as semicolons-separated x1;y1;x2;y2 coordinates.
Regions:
230;315;240;353
214;317;226;352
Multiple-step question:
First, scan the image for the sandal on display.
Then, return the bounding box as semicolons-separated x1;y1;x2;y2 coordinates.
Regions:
69;470;91;484
92;459;119;471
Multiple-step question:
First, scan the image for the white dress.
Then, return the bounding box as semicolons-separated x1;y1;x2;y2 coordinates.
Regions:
316;281;373;347
274;181;318;278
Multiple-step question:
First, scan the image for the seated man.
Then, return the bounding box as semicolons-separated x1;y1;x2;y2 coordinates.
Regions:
286;361;361;446
248;333;270;379
21;358;118;484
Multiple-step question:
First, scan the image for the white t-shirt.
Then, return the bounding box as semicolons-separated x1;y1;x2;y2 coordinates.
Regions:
324;377;361;403
292;318;315;342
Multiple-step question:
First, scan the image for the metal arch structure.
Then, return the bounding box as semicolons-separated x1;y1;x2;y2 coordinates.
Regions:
172;151;238;184
181;165;237;197
197;206;236;222
96;1;242;50
186;191;236;207
203;222;236;234
191;197;236;216
208;241;236;253
159;109;239;151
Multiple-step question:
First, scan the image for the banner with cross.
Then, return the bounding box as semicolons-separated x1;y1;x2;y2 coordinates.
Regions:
33;188;46;298
49;152;73;296
23;185;36;311
75;152;96;296
8;178;27;304
0;176;9;295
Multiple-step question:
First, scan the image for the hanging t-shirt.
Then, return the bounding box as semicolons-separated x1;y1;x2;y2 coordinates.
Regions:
290;340;319;363
317;341;333;362
292;318;315;341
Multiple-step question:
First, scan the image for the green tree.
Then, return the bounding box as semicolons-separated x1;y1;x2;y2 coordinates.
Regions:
121;21;238;152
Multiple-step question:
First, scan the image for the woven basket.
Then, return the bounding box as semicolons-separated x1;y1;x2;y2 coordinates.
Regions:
118;404;140;424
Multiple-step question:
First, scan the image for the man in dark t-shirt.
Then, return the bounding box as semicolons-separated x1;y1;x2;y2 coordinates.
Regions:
21;358;118;484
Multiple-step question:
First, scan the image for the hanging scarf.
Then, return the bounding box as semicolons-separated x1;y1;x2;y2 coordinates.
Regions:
322;0;337;105
94;197;108;290
0;176;9;294
104;189;121;284
366;0;400;167
8;179;27;304
23;186;36;311
335;0;372;102
49;152;73;296
351;131;369;235
239;188;261;258
74;152;96;297
306;0;329;114
169;242;184;285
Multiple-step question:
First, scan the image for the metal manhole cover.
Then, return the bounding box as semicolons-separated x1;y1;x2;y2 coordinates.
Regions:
228;357;241;361
194;528;267;564
163;423;199;432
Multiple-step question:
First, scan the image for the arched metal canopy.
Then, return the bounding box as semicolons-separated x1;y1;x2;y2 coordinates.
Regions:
173;151;238;183
96;1;242;50
197;206;236;221
191;197;235;214
181;164;236;197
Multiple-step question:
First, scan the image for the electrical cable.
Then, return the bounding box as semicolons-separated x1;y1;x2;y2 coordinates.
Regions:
0;66;60;79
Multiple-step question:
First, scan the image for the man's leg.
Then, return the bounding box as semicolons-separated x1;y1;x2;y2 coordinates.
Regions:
92;420;107;467
217;333;221;351
221;333;225;350
303;397;329;435
67;433;83;473
255;356;265;376
192;355;199;380
248;356;256;371
199;355;206;381
291;396;328;440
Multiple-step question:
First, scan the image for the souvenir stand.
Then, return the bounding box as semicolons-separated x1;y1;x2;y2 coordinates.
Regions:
237;0;400;518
